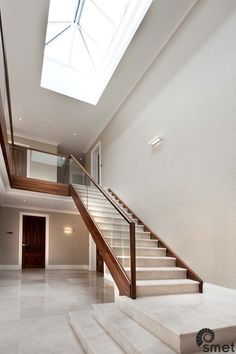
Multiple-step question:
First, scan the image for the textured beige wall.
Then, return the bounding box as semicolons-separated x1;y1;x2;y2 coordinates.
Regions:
0;206;89;266
86;0;236;289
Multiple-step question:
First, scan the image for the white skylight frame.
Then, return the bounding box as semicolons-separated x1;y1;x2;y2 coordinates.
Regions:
41;0;153;105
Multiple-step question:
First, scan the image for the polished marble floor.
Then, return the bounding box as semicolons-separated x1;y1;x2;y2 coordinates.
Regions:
0;269;115;354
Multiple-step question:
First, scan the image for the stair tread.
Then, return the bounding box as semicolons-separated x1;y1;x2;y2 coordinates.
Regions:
105;236;156;242
93;303;176;354
69;310;124;354
136;279;199;286
118;294;236;353
96;221;143;227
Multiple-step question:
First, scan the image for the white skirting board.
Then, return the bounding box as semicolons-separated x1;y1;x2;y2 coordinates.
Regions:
0;265;21;270
46;265;89;270
0;265;89;270
204;282;236;304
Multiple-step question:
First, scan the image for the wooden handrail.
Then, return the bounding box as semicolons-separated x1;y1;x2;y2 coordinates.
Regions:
109;188;203;292
12;144;69;158
70;185;133;297
0;12;14;146
70;155;137;298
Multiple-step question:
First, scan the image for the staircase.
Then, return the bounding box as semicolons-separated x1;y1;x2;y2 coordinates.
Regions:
70;294;236;354
74;184;200;297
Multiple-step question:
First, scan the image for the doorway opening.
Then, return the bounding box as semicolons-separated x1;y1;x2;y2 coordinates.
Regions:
90;142;103;273
91;141;101;184
19;213;49;269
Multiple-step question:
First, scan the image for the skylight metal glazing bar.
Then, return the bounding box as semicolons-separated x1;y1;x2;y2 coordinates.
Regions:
46;25;72;46
79;28;96;70
75;0;86;24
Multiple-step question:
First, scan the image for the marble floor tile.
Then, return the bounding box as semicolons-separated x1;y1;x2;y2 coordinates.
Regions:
0;269;115;354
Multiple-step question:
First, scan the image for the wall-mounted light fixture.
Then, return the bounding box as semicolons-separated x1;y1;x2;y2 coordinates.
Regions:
63;226;73;235
148;136;163;148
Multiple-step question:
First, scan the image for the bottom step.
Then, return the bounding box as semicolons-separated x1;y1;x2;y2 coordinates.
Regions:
69;310;124;354
93;303;176;354
118;294;236;353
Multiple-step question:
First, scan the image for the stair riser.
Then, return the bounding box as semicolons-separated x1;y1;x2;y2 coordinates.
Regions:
89;203;131;215
96;222;144;231
81;199;114;207
113;248;166;257
106;239;158;247
127;270;187;280
69;311;123;354
137;283;199;297
94;216;138;224
91;211;137;221
119;258;176;267
101;230;150;239
89;206;129;213
79;194;112;202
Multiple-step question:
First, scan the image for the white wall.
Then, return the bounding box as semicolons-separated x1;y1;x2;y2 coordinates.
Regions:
87;0;236;289
0;206;89;267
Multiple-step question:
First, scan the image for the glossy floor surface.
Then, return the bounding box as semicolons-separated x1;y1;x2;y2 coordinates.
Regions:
0;269;115;354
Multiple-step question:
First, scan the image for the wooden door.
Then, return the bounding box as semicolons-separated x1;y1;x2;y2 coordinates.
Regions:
22;215;46;269
11;145;27;176
96;248;104;273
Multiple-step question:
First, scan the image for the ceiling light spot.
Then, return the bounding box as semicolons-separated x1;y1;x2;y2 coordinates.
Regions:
19;117;22;121
22;199;26;203
73;132;78;136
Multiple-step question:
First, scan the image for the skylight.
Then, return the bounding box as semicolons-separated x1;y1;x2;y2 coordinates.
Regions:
41;0;153;105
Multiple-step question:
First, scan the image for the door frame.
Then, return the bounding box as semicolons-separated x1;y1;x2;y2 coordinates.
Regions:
90;141;102;271
18;212;49;269
91;141;101;184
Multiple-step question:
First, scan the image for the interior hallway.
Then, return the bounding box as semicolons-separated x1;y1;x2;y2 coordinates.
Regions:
0;270;115;354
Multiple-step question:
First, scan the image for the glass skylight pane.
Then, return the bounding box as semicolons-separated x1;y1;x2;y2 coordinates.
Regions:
45;26;75;65
80;29;104;69
79;0;114;50
46;23;71;44
92;0;131;25
70;28;94;72
48;0;78;22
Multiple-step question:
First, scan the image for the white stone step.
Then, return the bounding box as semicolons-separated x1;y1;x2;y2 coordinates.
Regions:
93;303;176;354
136;279;200;297
118;294;236;353
125;267;187;280
118;256;176;267
96;221;144;232
101;229;151;239
88;205;129;214
79;192;111;201
90;210;136;221
81;198;114;207
105;236;158;248
89;202;131;216
69;310;124;354
112;246;166;257
94;215;138;224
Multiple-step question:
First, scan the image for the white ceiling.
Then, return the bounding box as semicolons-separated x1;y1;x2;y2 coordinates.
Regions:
0;0;198;155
